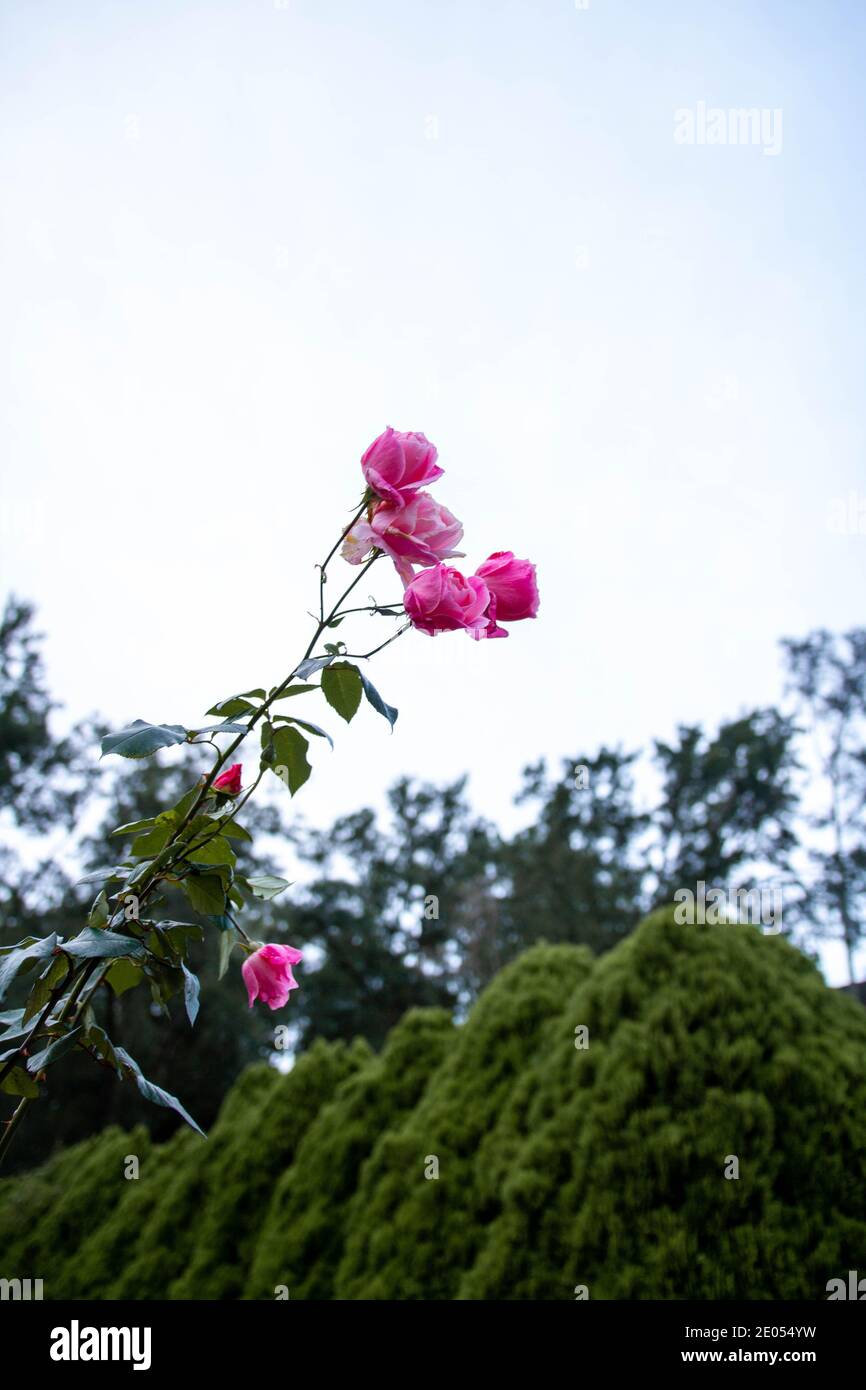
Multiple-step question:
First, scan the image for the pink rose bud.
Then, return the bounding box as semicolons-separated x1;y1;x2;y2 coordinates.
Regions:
212;763;243;796
404;564;491;636
361;427;443;506
241;943;303;1011
474;552;539;622
342;492;464;585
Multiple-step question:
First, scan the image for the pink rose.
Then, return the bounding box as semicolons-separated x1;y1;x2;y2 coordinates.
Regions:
474;552;539;622
361;427;443;506
342;492;464;585
241;943;303;1011
403;564;491;636
213;763;242;796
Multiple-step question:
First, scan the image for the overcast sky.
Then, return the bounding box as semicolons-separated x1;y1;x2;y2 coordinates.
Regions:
1;1;864;981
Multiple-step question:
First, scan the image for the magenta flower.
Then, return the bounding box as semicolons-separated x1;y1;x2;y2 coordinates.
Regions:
403;563;491;636
474;552;540;622
361;427;443;506
342;492;464;584
213;763;243;796
241;943;303;1011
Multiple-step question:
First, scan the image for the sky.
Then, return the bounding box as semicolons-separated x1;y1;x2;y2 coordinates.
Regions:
1;1;864;980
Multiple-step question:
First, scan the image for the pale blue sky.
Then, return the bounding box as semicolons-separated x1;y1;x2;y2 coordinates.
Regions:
1;1;864;977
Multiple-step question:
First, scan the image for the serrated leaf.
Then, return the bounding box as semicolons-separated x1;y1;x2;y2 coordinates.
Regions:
359;672;399;730
101;720;188;759
321;662;362;723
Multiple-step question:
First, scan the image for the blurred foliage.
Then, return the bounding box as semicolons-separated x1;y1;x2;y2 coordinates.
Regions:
2;911;866;1299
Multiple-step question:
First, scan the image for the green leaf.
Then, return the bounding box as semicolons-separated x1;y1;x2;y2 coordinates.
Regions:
296;656;334;679
206;689;265;717
0;935;59;1005
83;1023;124;1077
101;720;188;759
218;819;252;842
111;817;157;837
157;923;204;960
186;836;237;869
181;963;200;1026
189;719;248;736
1;1066;39;1098
21;954;65;1022
61;929;147;961
206;698;254;718
181;874;227;917
269;683;318;701
218;930;236;980
76;866;129;886
88;890;110;928
359;672;399;730
269;725;312;795
131;824;174;857
0;1009;26;1044
105;958;143;997
114;1045;206;1137
246;874;292;901
168;786;201;820
124;860;153;888
321;661;362;723
27;1026;83;1074
274;716;334;750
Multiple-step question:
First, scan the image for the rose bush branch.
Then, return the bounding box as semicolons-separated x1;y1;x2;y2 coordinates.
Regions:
0;427;538;1168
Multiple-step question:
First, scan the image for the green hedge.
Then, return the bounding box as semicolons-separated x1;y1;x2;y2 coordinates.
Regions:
2;913;865;1300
